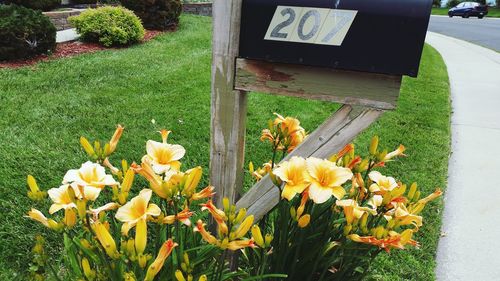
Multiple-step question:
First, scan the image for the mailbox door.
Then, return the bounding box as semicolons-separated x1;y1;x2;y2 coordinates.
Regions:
239;0;432;77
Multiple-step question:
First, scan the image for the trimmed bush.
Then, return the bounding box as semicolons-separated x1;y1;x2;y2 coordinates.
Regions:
0;4;56;61
120;0;182;30
69;0;97;5
68;6;145;47
447;0;461;7
3;0;59;11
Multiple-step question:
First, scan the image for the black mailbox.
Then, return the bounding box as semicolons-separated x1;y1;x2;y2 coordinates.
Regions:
239;0;432;77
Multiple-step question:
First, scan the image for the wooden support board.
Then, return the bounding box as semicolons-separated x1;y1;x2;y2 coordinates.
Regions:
236;105;384;221
210;0;247;206
235;58;402;110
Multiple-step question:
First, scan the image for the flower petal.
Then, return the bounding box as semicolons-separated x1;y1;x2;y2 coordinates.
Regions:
308;182;333;204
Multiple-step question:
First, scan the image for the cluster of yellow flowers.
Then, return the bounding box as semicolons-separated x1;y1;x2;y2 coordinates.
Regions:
25;126;262;281
251;113;308;182
270;135;442;252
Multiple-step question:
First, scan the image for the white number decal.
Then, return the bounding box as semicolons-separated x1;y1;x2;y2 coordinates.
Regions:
264;6;357;46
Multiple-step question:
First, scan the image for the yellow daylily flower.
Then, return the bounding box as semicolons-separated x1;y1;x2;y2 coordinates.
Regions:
63;161;118;201
367;195;383;209
306;157;353;204
227;239;256;251
144;239;177;281
193;220;218;245
386;202;423;228
47;184;77;214
273;156;311;201
27;208;50;228
368;171;398;194
131;161;166;198
191;185;215;201
88;202;120;221
384;144;406;161
115;189;161;236
336;199;377;225
142;130;185;174
162;207;193;226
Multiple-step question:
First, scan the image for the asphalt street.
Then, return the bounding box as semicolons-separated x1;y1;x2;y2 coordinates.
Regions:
428;15;500;51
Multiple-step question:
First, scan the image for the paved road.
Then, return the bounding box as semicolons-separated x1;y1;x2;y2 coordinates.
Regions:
428;16;500;51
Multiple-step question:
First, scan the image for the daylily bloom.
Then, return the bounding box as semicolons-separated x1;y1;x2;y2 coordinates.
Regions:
336;199;377;224
368;171;398;194
273;156;311;200
386;202;423;229
63;161;118;201
116;189;161;256
367;195;383;209
418;188;442;205
194;220;218;245
200;200;227;223
144;239;177;281
251;161;272;181
47;184;77;214
227;238;256;251
191;185;215;201
92;221;120;259
88;202;120;221
131;160;167;198
163;207;193;226
142;129;185;174
27;208;49;228
384;144;406;161
306;157;353;204
273;113;307;152
348;229;417;252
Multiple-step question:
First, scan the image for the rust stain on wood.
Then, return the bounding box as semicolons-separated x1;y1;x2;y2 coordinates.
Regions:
245;59;294;82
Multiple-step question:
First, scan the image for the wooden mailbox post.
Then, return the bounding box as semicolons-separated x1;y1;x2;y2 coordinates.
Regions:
210;0;432;220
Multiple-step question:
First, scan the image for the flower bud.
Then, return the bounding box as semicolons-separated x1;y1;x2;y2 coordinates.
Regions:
249;162;254;173
232;215;254;239
407;182;417;200
290;207;297;220
198;275;207;281
109;124;124;154
264;234;273;247
135;219;147;255
251;225;265;248
369;136;379;155
223;198;230;213
343;224;352;236
77;200;86;219
80;136;95;157
298;214;310;228
175;270;186;281
82;257;96;280
234;208;247;224
64;208;77;228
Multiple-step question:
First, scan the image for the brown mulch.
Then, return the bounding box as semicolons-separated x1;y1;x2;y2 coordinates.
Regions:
0;30;165;69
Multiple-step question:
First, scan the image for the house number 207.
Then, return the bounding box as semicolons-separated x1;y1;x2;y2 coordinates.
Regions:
264;6;357;46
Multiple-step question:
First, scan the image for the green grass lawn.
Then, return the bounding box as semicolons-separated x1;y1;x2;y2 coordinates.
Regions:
432;7;500;17
0;14;450;280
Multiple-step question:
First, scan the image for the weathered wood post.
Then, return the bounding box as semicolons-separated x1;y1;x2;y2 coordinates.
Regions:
210;0;247;207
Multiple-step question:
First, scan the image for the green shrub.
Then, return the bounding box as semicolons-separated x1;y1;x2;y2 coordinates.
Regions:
69;6;145;47
3;0;59;11
0;4;56;61
447;0;461;7
120;0;182;30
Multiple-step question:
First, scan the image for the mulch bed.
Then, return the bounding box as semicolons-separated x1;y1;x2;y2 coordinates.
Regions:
0;30;165;69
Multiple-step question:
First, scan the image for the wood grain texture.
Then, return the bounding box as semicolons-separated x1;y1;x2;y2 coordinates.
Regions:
210;0;247;207
235;58;402;110
236;105;385;221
